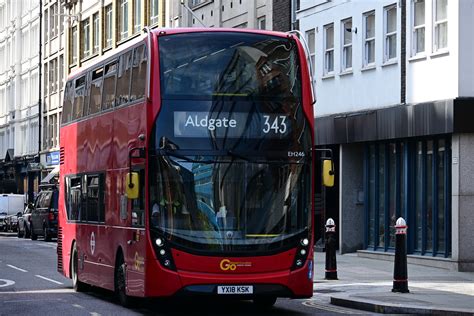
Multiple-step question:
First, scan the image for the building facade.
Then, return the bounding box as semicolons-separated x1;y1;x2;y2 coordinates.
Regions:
297;0;474;271
0;0;40;200
179;0;274;30
65;0;166;76
41;0;67;188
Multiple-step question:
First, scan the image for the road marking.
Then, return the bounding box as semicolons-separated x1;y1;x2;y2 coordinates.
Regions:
90;313;102;316
35;275;63;285
73;304;85;309
7;264;28;272
1;289;74;294
0;279;15;288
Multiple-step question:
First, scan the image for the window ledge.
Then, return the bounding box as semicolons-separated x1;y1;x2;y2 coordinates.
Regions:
339;69;353;76
80;53;99;64
103;46;113;53
409;54;427;62
361;64;376;72
382;60;398;67
322;73;335;80
431;50;449;59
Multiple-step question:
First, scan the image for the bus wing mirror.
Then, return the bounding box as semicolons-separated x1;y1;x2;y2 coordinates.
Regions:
126;172;140;199
322;159;335;187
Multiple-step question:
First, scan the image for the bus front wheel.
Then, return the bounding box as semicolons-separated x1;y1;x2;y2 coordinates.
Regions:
115;254;131;307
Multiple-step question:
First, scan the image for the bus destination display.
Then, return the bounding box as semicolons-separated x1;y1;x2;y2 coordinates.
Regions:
173;111;291;139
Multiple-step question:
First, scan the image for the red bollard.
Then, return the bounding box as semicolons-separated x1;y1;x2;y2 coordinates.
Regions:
392;217;409;293
325;218;338;280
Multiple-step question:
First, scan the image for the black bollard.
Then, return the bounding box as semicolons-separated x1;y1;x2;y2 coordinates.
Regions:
325;218;338;280
392;217;409;293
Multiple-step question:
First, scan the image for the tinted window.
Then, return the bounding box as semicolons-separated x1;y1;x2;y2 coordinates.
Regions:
66;177;82;221
62;81;74;124
116;51;132;106
102;61;117;110
89;67;103;115
159;32;302;101
72;76;87;120
86;175;101;222
130;45;147;101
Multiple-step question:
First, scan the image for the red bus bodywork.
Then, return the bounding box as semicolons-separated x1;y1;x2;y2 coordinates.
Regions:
58;28;315;300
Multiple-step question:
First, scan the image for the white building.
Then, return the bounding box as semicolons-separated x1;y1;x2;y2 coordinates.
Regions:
297;0;474;271
0;0;40;199
179;0;273;30
41;0;67;187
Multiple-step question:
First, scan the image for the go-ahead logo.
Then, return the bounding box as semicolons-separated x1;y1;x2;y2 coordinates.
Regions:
219;259;252;271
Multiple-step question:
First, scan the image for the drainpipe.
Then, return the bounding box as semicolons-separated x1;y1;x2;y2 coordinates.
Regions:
38;0;42;160
400;0;406;105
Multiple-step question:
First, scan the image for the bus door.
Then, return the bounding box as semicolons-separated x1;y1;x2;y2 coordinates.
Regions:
125;168;146;297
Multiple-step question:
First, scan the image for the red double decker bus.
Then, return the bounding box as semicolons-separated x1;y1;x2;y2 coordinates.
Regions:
58;28;333;307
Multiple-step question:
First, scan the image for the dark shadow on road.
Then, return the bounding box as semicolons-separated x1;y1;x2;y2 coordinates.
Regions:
83;286;307;315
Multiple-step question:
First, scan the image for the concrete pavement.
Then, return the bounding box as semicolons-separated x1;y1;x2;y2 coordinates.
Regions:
313;252;474;315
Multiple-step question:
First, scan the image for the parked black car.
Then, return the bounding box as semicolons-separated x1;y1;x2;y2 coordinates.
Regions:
17;203;34;238
30;187;59;241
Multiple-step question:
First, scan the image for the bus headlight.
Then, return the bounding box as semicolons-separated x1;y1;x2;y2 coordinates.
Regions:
301;238;309;246
292;236;311;271
151;232;176;271
155;238;164;247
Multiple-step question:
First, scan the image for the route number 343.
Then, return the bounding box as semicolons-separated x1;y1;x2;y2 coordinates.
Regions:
263;115;287;134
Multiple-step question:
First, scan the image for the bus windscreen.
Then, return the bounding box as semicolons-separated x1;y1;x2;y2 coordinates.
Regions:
159;32;301;101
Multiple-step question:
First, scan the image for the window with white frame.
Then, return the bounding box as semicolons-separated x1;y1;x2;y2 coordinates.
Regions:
120;0;129;40
342;18;352;71
306;29;315;76
49;3;58;39
433;0;447;51
104;5;113;48
81;19;90;58
31;24;39;59
59;4;64;34
412;0;425;55
21;30;28;62
134;0;141;34
71;26;78;65
93;13;99;54
44;7;48;42
0;5;4;29
59;55;64;90
30;72;38;104
384;4;397;61
324;24;334;74
150;0;159;25
49;58;58;93
364;11;376;66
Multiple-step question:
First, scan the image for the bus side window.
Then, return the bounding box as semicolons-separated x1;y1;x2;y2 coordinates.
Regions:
130;45;146;101
67;176;82;221
62;81;74;124
116;51;132;106
102;61;117;111
73;76;87;120
89;67;104;115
